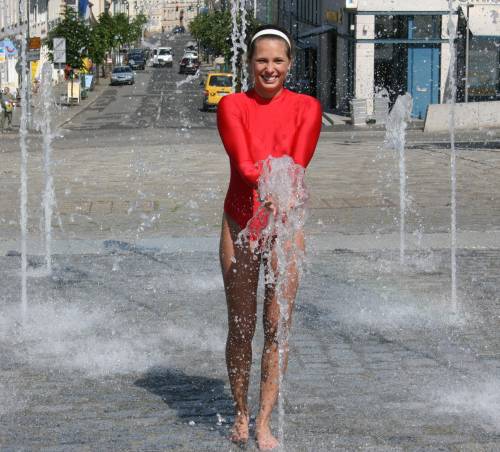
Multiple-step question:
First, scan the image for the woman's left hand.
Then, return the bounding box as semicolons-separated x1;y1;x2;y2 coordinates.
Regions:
263;198;277;217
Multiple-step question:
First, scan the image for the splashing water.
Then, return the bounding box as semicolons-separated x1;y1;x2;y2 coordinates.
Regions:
448;0;458;312
19;0;29;322
175;69;200;88
230;0;249;91
230;0;240;92
237;156;308;448
239;0;249;91
40;62;57;274
385;94;413;265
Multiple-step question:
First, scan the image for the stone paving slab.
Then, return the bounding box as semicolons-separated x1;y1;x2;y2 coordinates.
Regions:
1;245;499;450
2;60;500;451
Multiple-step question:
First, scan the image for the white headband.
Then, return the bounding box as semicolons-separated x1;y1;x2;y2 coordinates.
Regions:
251;29;291;49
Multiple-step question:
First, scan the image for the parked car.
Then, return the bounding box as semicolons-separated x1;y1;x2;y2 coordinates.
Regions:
179;56;200;75
110;66;135;85
202;72;233;111
173;25;185;34
154;47;173;67
127;50;146;70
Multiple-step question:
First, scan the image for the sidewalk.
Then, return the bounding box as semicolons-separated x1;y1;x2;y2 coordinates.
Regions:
1;76;109;137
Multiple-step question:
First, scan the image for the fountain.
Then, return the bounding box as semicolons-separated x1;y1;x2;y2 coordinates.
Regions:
447;0;458;312
18;0;29;322
40;61;56;274
230;0;249;92
385;94;413;265
175;69;200;88
238;156;308;449
239;0;249;92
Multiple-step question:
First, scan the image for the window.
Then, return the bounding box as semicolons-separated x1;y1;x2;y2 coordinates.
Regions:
209;75;233;87
375;15;441;40
469;39;499;99
375;16;408;39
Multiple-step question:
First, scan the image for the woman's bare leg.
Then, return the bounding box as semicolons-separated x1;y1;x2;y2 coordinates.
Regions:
256;231;304;450
220;214;261;443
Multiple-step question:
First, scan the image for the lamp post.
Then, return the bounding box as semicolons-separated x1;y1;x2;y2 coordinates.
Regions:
465;3;474;103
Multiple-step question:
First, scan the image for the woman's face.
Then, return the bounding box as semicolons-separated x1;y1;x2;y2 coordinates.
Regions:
251;38;291;98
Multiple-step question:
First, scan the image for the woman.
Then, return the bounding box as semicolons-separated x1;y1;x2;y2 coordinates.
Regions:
217;25;322;450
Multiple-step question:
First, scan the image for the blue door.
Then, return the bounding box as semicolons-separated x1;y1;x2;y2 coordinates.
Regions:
407;45;440;119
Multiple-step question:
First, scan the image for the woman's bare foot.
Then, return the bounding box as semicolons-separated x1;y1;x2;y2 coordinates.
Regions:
255;422;279;450
230;413;249;445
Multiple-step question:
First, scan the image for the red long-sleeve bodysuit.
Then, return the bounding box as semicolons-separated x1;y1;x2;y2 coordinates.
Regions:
217;88;322;229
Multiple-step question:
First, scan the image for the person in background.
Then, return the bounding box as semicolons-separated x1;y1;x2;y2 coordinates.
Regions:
1;87;15;133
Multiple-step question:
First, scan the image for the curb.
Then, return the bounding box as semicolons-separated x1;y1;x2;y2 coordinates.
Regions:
56;81;108;129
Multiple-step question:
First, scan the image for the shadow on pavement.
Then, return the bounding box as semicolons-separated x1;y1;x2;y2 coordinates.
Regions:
135;366;234;434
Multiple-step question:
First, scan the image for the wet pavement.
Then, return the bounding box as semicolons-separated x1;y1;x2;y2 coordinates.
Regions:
1;34;500;451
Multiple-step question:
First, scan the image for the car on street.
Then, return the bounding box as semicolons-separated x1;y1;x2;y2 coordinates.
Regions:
127;50;146;70
202;72;233;110
173;25;185;34
183;50;198;59
179;56;200;75
154;47;173;67
110;66;135;85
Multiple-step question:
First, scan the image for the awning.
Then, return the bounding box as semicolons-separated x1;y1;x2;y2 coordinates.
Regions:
468;5;500;38
298;24;335;40
296;39;316;50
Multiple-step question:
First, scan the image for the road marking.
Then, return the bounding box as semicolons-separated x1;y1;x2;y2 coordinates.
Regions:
156;90;164;121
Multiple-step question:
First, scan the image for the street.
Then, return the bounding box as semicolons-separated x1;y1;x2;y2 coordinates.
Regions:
65;35;216;133
1;32;500;451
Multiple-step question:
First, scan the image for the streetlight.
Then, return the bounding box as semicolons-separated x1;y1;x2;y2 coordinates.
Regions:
465;3;474;103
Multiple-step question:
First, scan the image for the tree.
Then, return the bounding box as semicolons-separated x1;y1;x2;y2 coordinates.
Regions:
88;13;115;79
130;13;148;44
45;8;90;68
190;9;259;91
190;10;232;59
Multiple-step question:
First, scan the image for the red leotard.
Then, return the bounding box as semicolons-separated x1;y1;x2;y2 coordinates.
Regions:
217;87;322;229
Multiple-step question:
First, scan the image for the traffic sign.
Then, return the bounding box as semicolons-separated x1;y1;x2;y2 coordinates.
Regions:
53;37;66;64
27;49;40;61
29;37;41;50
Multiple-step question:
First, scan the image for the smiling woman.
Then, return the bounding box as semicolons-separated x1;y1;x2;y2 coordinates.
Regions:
216;24;322;451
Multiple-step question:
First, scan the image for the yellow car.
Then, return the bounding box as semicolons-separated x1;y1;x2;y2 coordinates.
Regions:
202;72;233;110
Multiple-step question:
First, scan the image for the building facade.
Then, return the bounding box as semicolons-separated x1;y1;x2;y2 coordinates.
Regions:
0;0;145;89
146;0;198;34
275;0;500;118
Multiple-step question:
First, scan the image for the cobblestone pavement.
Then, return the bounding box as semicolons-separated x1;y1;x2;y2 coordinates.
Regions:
1;246;499;451
1;58;500;450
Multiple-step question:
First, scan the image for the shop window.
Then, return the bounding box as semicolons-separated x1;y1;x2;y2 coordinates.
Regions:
410;16;441;39
375;16;408;39
469;39;500;100
375;15;441;40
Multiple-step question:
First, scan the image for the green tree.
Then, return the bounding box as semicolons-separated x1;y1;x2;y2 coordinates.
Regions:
45;8;90;68
190;10;259;62
88;13;115;79
130;13;148;44
110;13;131;50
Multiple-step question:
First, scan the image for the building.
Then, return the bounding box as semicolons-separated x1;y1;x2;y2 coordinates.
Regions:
0;0;141;90
145;0;198;34
256;0;279;24
275;0;500;119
